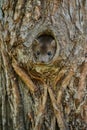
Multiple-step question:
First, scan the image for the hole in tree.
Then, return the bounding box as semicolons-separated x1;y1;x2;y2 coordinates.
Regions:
32;34;57;63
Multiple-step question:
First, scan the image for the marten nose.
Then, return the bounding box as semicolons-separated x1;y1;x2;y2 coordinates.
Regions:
40;56;47;63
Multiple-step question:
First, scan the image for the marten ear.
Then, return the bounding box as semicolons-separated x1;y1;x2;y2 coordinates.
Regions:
51;40;56;47
32;39;39;47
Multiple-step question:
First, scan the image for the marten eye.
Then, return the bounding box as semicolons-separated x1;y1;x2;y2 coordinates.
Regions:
37;51;40;55
47;51;52;56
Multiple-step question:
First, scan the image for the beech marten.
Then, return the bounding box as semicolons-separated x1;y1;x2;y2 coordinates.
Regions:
32;35;56;63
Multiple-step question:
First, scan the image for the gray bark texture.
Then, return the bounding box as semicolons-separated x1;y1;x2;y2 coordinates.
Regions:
0;0;87;130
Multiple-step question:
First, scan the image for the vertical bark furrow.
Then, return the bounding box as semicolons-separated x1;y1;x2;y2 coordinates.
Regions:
0;37;25;130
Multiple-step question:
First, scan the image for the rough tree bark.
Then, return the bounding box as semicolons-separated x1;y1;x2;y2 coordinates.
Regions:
0;0;87;130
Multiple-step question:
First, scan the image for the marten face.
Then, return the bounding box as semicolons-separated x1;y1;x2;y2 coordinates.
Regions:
32;38;56;63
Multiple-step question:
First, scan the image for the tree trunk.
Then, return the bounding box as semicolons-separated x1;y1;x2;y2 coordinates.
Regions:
0;0;87;130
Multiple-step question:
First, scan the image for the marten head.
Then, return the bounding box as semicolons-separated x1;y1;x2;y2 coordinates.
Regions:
32;35;56;63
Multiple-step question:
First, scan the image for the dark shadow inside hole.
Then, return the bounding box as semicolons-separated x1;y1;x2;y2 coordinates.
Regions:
37;34;55;42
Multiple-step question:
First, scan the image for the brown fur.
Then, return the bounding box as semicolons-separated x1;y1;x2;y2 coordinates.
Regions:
32;35;56;63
